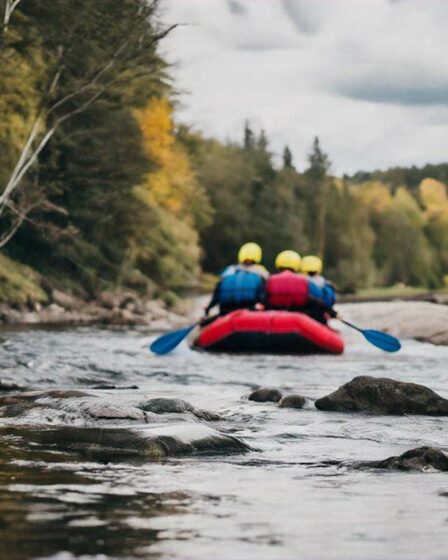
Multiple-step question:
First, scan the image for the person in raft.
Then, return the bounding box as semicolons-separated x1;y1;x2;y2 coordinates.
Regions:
204;242;267;317
301;254;336;318
265;250;336;324
221;242;269;279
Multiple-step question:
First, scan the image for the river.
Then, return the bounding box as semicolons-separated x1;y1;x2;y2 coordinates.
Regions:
1;319;448;560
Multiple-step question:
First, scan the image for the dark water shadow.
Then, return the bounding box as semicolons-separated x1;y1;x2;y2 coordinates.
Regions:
0;430;189;560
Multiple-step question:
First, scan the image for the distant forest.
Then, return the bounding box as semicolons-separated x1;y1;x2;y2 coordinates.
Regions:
1;0;448;304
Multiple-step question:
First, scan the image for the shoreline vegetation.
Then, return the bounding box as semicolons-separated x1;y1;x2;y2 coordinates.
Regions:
1;1;448;337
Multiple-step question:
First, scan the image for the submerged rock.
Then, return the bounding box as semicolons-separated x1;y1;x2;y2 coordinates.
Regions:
315;376;448;415
138;397;221;421
25;424;251;459
278;394;306;409
354;447;448;472
248;387;283;403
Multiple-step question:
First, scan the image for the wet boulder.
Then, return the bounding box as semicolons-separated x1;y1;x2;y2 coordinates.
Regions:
315;376;448;415
51;289;83;311
138;397;221;421
278;394;306;409
79;402;148;422
354;447;448;472
27;424;251;459
248;387;283;403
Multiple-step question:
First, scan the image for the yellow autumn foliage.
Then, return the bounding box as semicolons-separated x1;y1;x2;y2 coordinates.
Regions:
134;97;211;229
355;181;392;214
419;178;448;217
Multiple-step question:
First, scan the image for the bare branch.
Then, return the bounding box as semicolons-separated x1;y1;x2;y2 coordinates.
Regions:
3;0;22;32
0;4;177;244
0;204;26;247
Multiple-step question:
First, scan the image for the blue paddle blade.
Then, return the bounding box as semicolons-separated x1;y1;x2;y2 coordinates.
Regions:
362;329;401;353
150;324;196;355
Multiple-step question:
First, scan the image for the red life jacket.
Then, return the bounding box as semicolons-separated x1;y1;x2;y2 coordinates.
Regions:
266;271;309;310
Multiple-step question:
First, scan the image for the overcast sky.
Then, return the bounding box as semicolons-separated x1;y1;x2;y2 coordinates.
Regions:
161;0;448;174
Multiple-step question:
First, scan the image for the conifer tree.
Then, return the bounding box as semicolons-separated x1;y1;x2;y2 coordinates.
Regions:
305;137;331;258
283;145;293;169
257;129;268;152
243;120;255;150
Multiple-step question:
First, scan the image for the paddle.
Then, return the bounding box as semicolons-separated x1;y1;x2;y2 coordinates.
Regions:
338;318;401;353
150;323;197;355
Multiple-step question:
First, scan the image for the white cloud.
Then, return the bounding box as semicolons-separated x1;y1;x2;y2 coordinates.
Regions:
161;0;448;174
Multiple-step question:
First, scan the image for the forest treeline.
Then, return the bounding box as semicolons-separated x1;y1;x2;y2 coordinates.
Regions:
1;0;448;304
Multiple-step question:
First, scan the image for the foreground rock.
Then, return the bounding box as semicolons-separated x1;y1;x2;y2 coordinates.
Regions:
354;447;448;472
278;394;306;409
315;376;448;415
138;397;221;421
248;387;283;403
19;424;251;459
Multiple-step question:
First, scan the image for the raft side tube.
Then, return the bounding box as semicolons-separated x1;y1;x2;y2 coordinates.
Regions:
194;310;344;355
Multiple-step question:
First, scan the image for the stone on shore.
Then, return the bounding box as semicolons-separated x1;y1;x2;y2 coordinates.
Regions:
315;376;448;415
248;387;283;403
51;289;83;310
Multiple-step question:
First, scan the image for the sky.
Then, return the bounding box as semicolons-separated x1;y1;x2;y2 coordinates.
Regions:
161;0;448;174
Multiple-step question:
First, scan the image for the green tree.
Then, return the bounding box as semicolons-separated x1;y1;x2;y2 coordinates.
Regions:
304;137;331;258
283;145;294;169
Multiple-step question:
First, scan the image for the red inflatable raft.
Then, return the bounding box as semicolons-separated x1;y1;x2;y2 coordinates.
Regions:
193;310;344;355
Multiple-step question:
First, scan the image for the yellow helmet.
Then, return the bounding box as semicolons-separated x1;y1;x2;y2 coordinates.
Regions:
275;250;301;272
301;255;323;274
238;242;262;264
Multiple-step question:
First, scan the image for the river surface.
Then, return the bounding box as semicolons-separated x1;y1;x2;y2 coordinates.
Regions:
1;319;448;560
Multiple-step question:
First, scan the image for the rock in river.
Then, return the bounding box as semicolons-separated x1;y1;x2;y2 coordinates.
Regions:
248;387;283;403
278;394;306;409
315;376;448;415
24;424;251;459
138;397;221;421
354;447;448;472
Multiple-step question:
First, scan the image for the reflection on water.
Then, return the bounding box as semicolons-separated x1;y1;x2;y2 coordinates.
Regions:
1;324;448;559
0;432;189;560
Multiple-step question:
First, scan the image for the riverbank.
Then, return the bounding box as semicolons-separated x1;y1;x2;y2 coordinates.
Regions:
0;289;190;330
340;301;448;346
2;291;448;347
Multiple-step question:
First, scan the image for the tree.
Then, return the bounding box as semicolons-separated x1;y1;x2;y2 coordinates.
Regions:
133;97;212;288
243;120;255;150
374;188;437;287
304;136;331;258
0;0;174;246
324;184;376;292
283;145;294;169
420;178;448;278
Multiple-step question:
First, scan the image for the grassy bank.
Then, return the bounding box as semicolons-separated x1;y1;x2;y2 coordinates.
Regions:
0;254;47;305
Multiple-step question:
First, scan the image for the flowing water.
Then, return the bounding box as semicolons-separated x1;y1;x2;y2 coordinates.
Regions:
1;319;448;560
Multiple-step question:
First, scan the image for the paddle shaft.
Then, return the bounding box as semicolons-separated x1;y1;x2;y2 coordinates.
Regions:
338;318;364;333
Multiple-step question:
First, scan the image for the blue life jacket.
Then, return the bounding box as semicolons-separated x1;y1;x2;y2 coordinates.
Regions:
218;270;264;306
308;279;336;308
